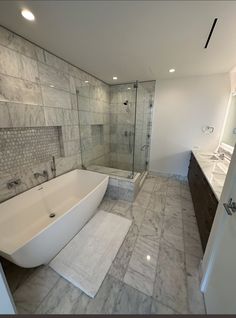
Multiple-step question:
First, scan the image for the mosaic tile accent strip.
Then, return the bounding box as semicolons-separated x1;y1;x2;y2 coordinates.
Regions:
0;126;62;173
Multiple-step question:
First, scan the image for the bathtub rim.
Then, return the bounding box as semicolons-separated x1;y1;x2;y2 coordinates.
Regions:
0;169;109;256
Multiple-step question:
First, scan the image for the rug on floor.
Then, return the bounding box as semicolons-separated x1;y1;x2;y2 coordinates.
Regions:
49;210;132;298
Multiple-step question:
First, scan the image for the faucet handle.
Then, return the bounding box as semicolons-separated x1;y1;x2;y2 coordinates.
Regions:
7;178;21;189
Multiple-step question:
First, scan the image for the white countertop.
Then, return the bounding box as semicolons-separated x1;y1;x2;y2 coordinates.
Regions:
192;151;230;201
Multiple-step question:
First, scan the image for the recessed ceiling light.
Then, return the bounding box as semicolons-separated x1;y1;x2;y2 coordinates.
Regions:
49;84;55;88
113;76;118;80
127;87;131;90
146;255;151;261
21;9;35;21
85;80;89;83
169;68;175;73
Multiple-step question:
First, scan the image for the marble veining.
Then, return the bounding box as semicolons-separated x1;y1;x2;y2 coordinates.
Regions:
4;174;206;314
192;151;230;200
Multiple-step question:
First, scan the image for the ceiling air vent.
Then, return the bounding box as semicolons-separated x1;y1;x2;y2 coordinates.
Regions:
204;18;218;49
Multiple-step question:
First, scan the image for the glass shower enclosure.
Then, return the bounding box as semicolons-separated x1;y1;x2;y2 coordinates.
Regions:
77;80;155;179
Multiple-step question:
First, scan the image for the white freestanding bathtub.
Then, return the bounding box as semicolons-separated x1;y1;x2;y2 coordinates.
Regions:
0;169;109;268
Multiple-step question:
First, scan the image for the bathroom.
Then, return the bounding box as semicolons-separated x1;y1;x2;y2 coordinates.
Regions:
0;0;236;315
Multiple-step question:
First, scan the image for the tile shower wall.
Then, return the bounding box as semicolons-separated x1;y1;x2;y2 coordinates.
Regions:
78;84;110;167
134;81;155;172
109;84;136;171
109;82;155;172
0;26;110;202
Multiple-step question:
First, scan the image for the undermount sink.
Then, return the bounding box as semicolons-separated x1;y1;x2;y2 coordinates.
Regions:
210;155;220;161
199;153;219;161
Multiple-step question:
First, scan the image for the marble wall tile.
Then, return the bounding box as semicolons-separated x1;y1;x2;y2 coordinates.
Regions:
69;76;76;94
8;103;45;127
64;140;80;156
44;107;64;126
0;74;42;105
0;26;44;62
41;86;71;109
19;54;39;83
0;44;21;78
38;62;70;91
62;125;80;141
0;102;11;127
70;94;77;110
63;109;79;125
55;155;81;176
44;51;69;73
0;26;110;202
0;171;15;202
153;242;188;313
118;187;134;202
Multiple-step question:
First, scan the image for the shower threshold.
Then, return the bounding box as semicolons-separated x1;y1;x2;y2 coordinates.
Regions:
87;165;139;179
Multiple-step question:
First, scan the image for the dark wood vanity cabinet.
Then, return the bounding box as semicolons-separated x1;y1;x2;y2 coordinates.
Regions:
188;152;218;251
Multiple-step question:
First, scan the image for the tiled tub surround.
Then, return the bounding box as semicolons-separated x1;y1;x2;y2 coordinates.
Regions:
192;151;230;200
2;175;205;314
87;165;145;202
0;25;110;202
0;126;63;172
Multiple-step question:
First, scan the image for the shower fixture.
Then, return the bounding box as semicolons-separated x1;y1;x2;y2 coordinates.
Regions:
123;100;129;106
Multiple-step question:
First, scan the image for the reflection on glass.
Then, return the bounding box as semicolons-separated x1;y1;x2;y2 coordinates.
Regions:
222;95;236;147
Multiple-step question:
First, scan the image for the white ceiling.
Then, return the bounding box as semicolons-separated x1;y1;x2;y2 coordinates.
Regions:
0;1;236;84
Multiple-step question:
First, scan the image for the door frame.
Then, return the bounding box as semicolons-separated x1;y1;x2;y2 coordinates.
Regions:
200;146;236;292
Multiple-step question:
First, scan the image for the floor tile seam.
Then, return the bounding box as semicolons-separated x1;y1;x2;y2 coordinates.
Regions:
32;273;61;313
180;192;193;314
150;296;181;314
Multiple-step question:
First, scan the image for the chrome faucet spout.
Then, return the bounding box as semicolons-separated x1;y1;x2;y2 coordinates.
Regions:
34;170;48;180
51;156;56;178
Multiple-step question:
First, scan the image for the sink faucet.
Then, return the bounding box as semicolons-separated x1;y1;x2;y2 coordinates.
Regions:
218;153;225;160
34;170;48;180
51;156;56;178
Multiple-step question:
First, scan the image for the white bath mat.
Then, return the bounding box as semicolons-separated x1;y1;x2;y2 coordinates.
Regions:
49;210;132;298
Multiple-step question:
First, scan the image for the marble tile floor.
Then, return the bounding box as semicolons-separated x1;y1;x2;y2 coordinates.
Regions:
2;174;206;314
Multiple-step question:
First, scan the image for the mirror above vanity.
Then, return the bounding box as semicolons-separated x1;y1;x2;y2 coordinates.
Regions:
221;94;236;149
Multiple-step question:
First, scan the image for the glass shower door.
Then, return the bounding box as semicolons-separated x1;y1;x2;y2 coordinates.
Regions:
134;81;155;173
109;82;137;177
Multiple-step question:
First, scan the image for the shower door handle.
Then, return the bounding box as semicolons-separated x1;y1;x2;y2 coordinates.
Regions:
128;131;133;154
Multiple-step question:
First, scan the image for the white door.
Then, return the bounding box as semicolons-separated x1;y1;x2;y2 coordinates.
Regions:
201;147;236;314
0;263;16;314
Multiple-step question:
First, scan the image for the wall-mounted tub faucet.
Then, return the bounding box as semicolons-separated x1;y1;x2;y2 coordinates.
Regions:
51;156;56;178
34;170;49;180
7;178;21;189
